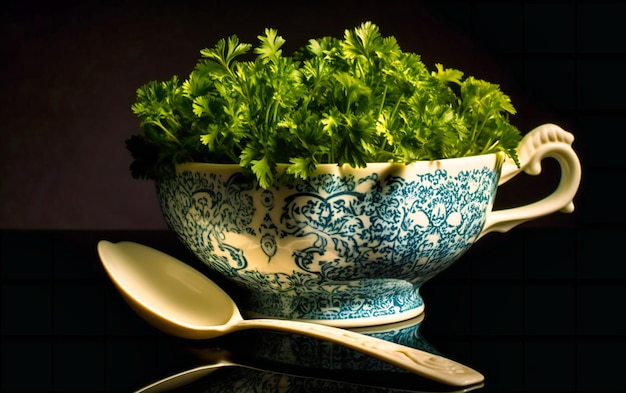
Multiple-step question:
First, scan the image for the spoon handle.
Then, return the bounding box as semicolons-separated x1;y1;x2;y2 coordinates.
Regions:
236;318;483;387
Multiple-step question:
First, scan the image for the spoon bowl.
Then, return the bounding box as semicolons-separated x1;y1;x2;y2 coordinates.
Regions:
98;240;240;338
97;240;484;386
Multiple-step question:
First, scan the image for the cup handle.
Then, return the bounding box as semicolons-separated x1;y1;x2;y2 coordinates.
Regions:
478;123;582;240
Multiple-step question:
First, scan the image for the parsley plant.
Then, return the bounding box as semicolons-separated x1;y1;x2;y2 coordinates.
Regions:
128;22;521;188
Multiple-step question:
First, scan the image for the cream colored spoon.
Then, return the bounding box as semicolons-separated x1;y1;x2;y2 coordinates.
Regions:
97;240;484;387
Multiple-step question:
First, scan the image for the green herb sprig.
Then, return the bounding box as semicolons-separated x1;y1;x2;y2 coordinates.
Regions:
128;21;521;187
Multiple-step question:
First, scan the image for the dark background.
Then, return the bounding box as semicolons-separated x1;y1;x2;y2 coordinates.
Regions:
1;1;625;392
4;0;623;230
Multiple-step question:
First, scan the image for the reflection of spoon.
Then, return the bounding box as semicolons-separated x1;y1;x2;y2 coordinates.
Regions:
135;362;226;393
97;240;484;387
138;346;485;393
136;360;485;393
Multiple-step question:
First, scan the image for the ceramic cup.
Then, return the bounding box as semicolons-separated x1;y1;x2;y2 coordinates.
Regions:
156;123;581;327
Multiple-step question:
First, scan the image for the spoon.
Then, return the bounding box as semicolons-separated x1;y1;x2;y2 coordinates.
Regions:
97;240;484;387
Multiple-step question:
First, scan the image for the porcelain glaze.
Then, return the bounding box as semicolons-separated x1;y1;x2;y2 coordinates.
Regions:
156;123;581;327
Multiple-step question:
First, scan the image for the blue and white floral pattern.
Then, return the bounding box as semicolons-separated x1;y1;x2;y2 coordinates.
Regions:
156;159;500;324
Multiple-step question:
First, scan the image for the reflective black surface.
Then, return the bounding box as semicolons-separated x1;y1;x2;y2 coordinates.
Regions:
137;329;485;393
1;230;624;392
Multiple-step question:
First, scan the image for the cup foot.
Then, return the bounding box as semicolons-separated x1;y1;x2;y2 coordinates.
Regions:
245;304;424;328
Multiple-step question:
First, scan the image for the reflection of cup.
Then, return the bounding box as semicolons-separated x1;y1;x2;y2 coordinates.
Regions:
352;313;440;355
158;123;581;327
199;366;483;393
246;314;438;373
180;315;484;392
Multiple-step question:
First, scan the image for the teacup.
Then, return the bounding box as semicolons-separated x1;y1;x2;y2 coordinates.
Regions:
156;123;581;327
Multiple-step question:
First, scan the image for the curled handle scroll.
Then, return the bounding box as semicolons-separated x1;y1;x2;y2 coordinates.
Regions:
478;123;582;240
